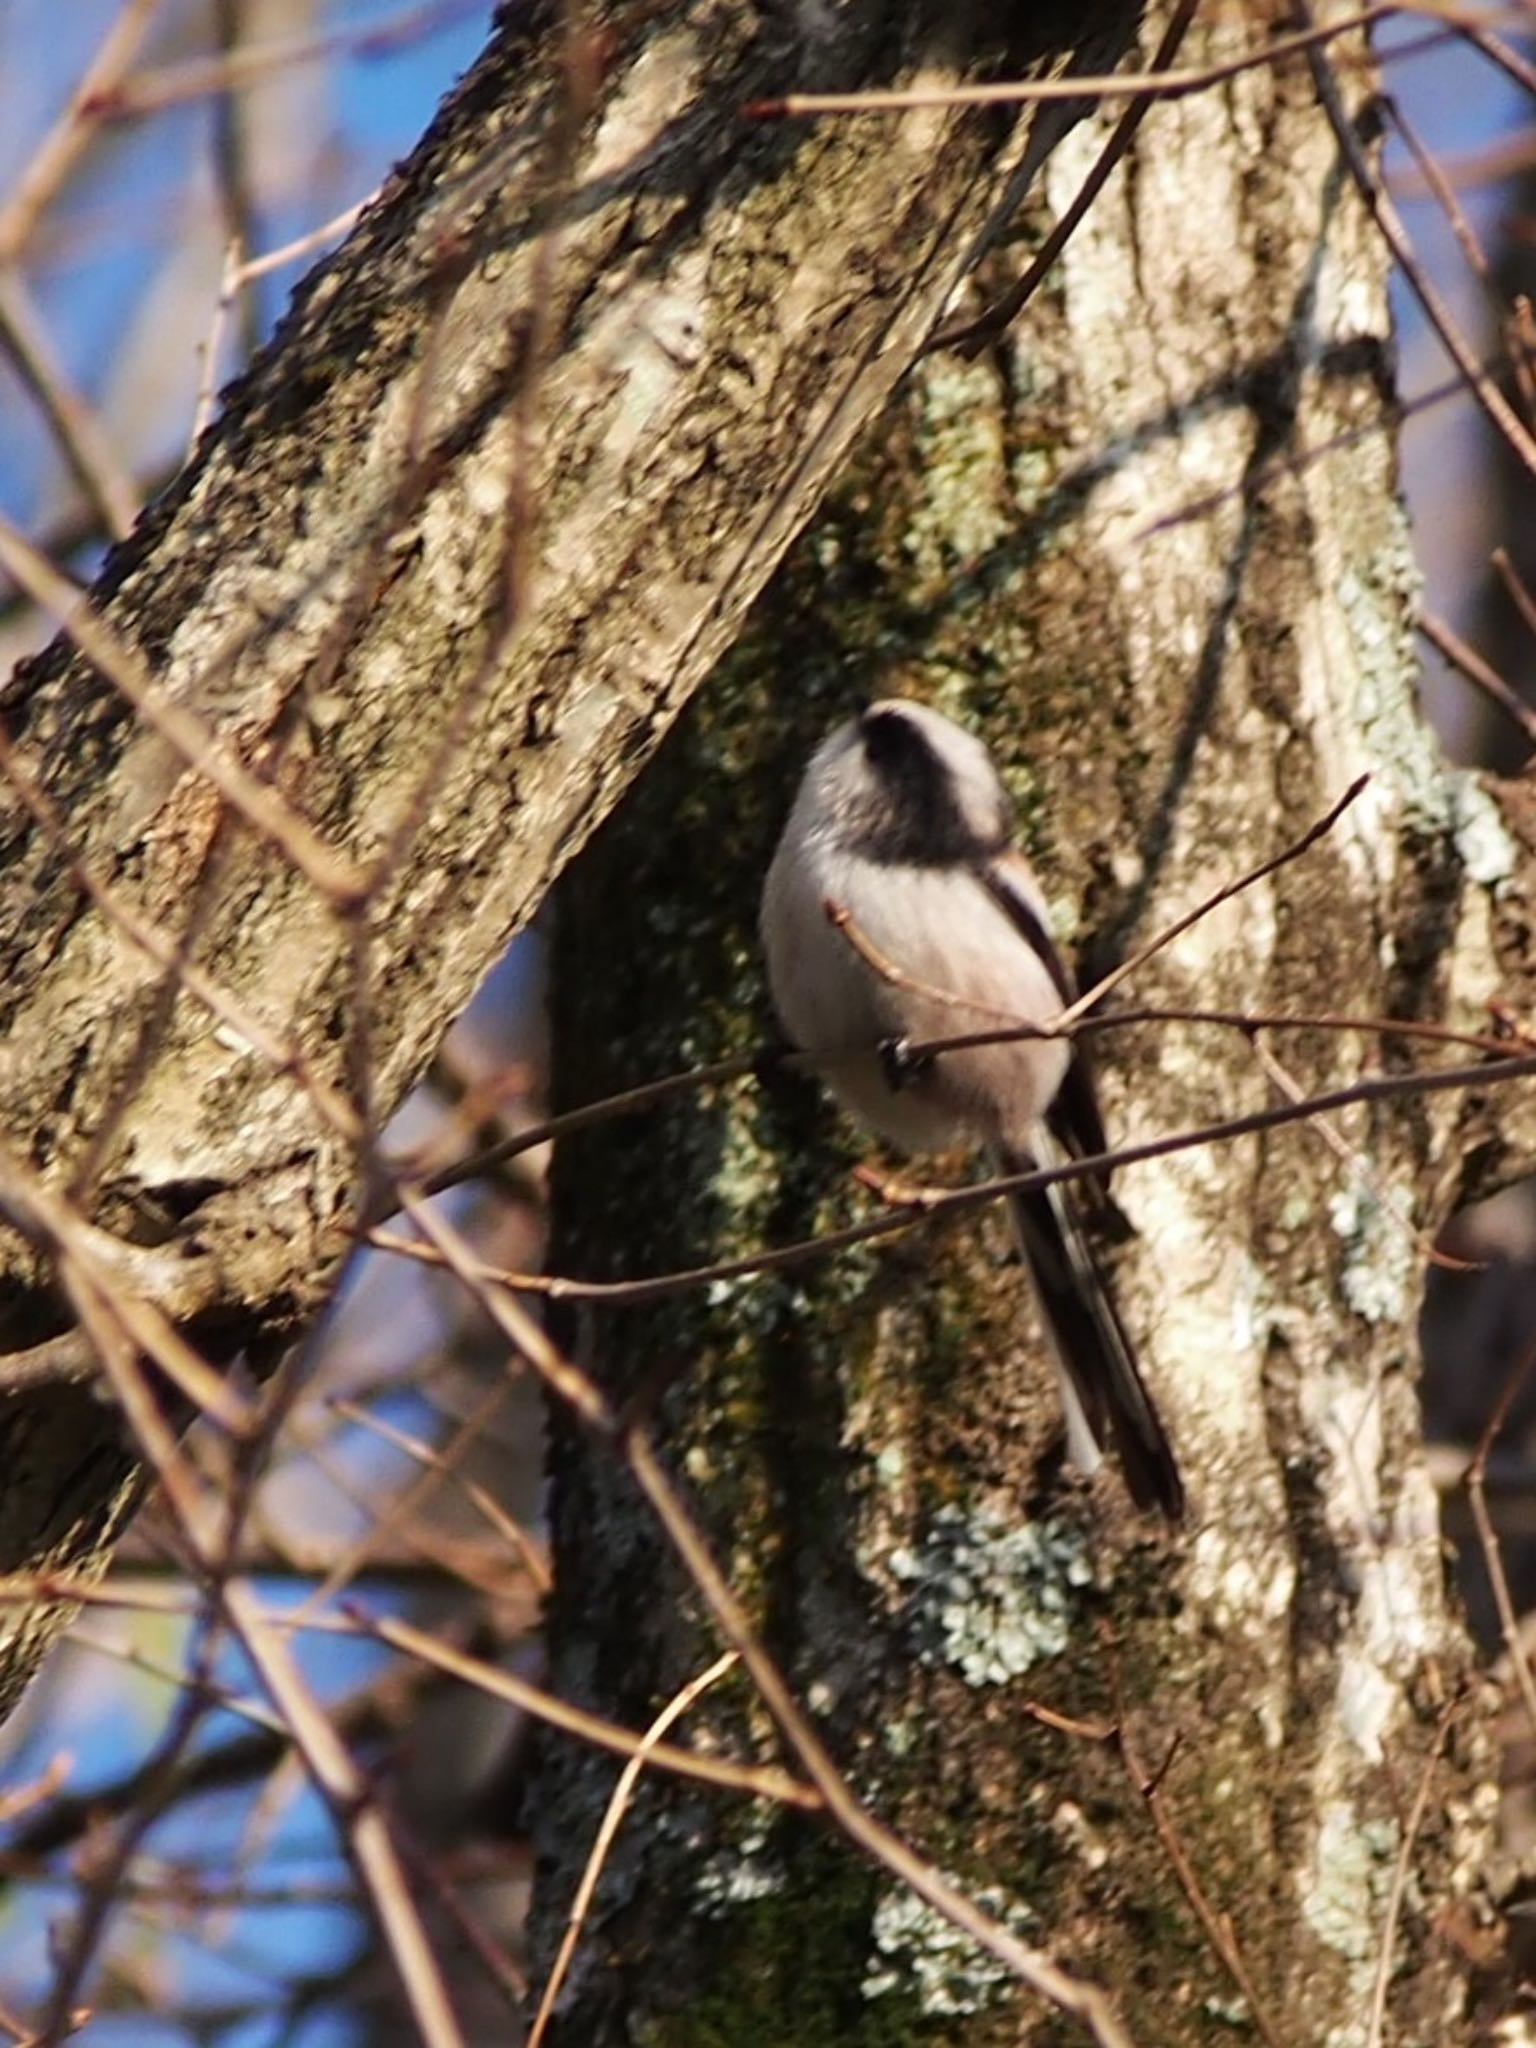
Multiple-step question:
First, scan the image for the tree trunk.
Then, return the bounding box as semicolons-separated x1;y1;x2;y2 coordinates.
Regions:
537;9;1514;2041
0;0;1136;1716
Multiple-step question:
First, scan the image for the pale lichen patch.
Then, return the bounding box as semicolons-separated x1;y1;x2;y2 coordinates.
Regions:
862;1879;1032;2016
887;1504;1092;1686
1327;1184;1417;1326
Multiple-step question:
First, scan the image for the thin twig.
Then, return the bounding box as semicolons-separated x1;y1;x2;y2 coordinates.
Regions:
0;269;138;538
35;1604;223;2045
0;1140;250;1450
323;1388;550;1599
223;1582;467;2048
746;6;1466;117
356;1611;818;1809
0;514;365;906
1492;546;1536;646
1385;95;1491;283
400;991;1523;1222
1114;1677;1284;2048
1419;611;1536;747
383;1199;1136;2040
526;1652;739;2048
1249;1036;1481;1274
210;0;260;364
1296;0;1536;483
190;236;245;454
91;0;488;119
0;0;163;263
1363;1696;1461;2048
237;195;376;283
928;0;1200;356
1465;1331;1536;1744
1057;776;1370;1027
624;1426;1137;2046
371;1046;1536;1314
1462;23;1536;100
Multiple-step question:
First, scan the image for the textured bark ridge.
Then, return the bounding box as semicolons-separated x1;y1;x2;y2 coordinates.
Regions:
539;11;1512;2044
0;11;1141;1710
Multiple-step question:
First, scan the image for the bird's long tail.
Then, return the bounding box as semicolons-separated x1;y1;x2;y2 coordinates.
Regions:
1000;1142;1183;1520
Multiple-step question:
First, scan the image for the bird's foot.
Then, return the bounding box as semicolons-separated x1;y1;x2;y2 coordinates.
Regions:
878;1036;932;1093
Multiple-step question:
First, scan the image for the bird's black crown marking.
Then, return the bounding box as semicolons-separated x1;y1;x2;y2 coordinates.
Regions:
854;707;1006;868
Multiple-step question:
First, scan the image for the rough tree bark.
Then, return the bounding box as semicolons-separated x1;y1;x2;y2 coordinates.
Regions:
0;2;1138;1716
538;9;1525;2043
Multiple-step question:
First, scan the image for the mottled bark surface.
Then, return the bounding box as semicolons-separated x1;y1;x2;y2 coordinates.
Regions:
538;10;1517;2043
0;2;1139;1712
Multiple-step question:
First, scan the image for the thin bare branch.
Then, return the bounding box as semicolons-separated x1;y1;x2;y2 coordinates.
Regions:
358;1611;819;1810
370;1039;1536;1315
624;1426;1137;2047
0;269;138;539
1115;1685;1285;2048
1492;546;1536;647
1419;610;1536;747
1465;1333;1536;1744
929;0;1200;356
1058;775;1370;1027
1249;1036;1480;1274
0;514;366;906
526;1651;739;2048
0;0;163;264
222;1582;467;2048
1363;1697;1461;2048
1297;0;1536;484
748;6;1473;117
91;0;487;120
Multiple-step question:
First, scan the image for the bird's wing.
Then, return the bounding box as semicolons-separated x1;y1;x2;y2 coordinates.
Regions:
972;853;1110;1170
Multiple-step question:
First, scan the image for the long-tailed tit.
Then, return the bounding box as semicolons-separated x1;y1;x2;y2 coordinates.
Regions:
760;699;1183;1518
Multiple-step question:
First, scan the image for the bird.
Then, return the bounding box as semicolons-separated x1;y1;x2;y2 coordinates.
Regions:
759;697;1183;1518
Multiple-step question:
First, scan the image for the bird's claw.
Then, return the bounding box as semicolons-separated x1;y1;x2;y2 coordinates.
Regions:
878;1036;932;1093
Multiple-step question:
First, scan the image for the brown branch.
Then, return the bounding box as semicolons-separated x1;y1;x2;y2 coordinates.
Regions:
1363;1696;1462;2048
0;514;366;906
322;1390;550;1599
526;1651;739;2048
623;1424;1137;2047
1248;1036;1481;1274
928;0;1201;356
0;0;162;263
372;1048;1536;1319
3;1615;477;1864
1418;610;1536;748
1296;0;1536;483
358;1611;819;1811
748;5;1444;117
1113;1672;1285;2048
402;990;1526;1230
90;0;488;119
222;1581;467;2048
1059;774;1370;1026
0;270;138;540
387;1190;1136;2041
1464;1331;1536;1744
1461;23;1536;101
1492;546;1536;648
